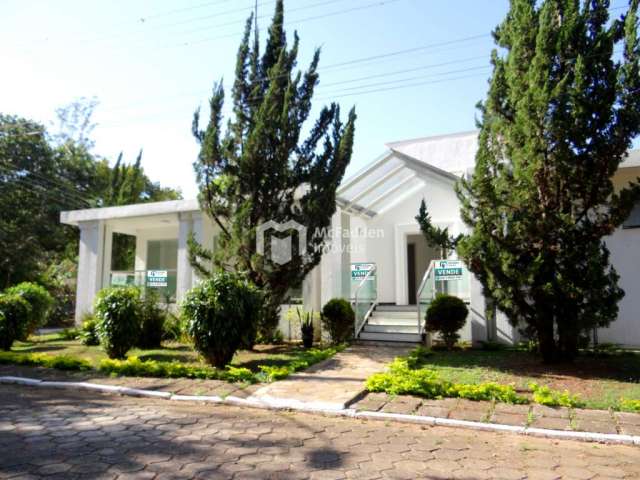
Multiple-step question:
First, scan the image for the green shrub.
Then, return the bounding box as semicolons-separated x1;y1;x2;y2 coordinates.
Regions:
425;294;468;349
162;312;190;343
321;298;355;344
79;314;100;346
0;294;32;350
94;286;142;359
529;382;585;408
0;351;91;370
137;289;166;349
181;272;262;368
59;328;80;341
5;282;54;339
406;346;433;368
620;398;640;413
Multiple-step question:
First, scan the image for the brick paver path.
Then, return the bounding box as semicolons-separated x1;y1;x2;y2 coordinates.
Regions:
250;344;412;410
1;385;639;480
354;393;640;436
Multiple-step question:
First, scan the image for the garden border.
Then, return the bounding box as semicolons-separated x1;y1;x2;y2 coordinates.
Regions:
2;375;639;447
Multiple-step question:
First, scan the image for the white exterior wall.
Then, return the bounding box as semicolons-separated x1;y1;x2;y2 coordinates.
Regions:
598;166;640;347
600;227;640;347
364;174;462;305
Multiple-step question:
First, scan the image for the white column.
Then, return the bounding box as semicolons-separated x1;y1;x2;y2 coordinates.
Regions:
176;213;194;302
320;209;347;306
101;224;113;289
340;211;352;299
176;212;205;302
303;265;321;311
75;220;106;324
134;233;147;271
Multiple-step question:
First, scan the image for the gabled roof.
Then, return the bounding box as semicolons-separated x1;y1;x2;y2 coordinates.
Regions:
386;130;479;176
337;148;459;219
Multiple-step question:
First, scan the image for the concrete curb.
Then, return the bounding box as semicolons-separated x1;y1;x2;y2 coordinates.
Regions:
2;375;638;446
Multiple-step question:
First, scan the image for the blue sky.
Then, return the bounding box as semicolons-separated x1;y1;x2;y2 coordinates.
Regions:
4;0;512;198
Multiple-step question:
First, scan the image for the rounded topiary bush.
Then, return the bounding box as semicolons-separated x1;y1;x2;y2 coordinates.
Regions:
425;294;469;349
321;298;355;344
5;282;53;340
0;293;32;350
137;289;166;349
181;272;262;368
94;286;142;359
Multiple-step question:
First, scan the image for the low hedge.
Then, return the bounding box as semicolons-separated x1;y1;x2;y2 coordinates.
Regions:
0;351;92;371
0;345;342;384
366;348;640;410
366;358;526;403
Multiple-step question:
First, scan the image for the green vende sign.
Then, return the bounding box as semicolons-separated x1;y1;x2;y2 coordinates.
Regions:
434;260;464;281
351;263;375;280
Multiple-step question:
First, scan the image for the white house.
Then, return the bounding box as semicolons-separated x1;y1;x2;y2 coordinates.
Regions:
61;131;640;347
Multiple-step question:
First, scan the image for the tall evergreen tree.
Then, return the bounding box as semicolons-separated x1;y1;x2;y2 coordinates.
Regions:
458;0;640;362
191;0;357;337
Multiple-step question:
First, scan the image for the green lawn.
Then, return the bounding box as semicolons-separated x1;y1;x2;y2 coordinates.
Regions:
11;333;330;373
410;348;640;410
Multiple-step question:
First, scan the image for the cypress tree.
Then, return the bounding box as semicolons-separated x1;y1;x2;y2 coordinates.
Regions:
458;0;640;362
191;0;357;338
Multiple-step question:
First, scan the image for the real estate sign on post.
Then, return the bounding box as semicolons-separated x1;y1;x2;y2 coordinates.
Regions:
434;260;464;281
146;270;168;288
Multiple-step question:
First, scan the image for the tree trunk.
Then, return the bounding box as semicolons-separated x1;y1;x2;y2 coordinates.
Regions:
537;316;558;364
557;316;579;363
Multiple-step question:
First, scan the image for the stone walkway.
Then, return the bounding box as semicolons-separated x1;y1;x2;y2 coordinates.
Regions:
2;385;640;479
249;344;412;410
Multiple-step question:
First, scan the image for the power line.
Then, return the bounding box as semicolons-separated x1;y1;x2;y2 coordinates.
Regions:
0;164;93;207
141;0;237;22
0;173;91;209
156;0;345;40
99;51;491;116
315;71;493;101
159;0;404;49
320;65;492;95
97;66;493;128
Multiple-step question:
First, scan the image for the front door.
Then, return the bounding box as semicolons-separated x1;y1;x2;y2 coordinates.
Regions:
407;243;417;305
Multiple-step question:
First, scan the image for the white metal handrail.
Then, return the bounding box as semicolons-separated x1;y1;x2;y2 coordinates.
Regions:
416;261;436;340
354;265;378;338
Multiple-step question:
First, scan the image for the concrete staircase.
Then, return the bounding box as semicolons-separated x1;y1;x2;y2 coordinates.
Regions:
358;305;422;343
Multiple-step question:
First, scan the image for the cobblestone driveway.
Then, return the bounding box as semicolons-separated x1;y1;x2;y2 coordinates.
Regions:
1;386;639;480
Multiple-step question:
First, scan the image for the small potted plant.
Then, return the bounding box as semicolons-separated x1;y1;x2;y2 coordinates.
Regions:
296;307;315;349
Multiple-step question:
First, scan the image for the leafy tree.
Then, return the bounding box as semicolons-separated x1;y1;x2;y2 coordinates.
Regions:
457;0;640;363
0;115;61;288
0;101;181;314
190;0;357;337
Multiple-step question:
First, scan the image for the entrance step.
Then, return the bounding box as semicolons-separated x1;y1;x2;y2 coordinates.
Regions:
363;324;419;334
358;331;422;343
376;304;416;312
356;305;422;344
367;317;417;326
370;311;417;320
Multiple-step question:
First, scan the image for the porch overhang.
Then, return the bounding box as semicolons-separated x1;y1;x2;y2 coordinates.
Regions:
60;199;200;226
